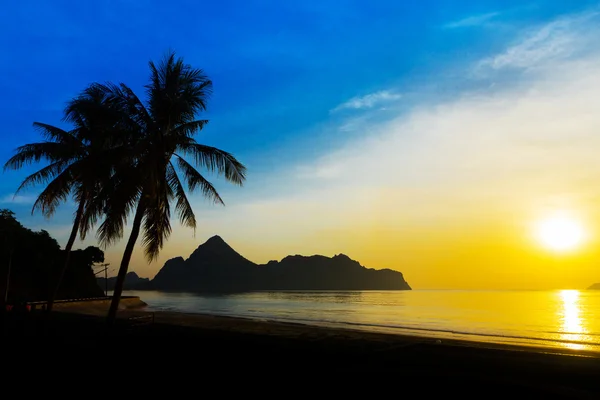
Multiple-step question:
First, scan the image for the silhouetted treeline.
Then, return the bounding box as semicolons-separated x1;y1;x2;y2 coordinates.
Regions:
97;271;149;291
0;209;104;303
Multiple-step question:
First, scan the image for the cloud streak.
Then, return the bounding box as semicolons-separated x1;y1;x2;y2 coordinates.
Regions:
183;7;600;289
0;194;35;205
331;90;402;112
443;12;500;29
87;7;600;290
477;10;599;72
300;10;600;219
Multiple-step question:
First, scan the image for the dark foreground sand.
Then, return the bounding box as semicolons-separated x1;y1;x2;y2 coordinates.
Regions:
3;308;599;398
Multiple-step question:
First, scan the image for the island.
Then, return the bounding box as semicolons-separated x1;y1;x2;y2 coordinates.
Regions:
137;235;411;292
587;283;600;290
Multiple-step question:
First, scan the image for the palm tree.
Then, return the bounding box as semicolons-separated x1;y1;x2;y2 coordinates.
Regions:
97;52;246;327
3;87;123;311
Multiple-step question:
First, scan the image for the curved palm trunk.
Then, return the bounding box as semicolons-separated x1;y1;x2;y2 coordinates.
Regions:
47;199;85;313
106;200;145;328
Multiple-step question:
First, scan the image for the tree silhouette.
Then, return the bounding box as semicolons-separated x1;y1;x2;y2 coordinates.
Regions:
92;52;246;326
3;87;124;311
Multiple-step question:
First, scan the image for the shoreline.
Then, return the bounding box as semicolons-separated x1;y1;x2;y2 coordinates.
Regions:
55;295;600;357
5;305;600;395
124;288;600;355
143;309;600;358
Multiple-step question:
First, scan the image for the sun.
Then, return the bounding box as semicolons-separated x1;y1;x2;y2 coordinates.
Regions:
535;213;586;252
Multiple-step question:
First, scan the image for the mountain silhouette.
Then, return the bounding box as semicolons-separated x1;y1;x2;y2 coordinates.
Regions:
146;235;411;292
97;271;150;291
588;283;600;290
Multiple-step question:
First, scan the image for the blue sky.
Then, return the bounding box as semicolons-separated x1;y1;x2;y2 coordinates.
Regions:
2;1;600;288
1;0;590;200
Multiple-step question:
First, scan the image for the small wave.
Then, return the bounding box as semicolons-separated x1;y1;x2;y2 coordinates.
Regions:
191;311;600;350
146;305;175;312
542;330;600;337
136;290;600;353
335;320;598;348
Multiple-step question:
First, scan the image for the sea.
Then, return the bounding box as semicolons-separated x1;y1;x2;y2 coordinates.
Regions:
122;289;600;353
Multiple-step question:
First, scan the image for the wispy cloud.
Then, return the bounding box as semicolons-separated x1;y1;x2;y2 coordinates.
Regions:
443;11;501;29
172;7;600;289
0;194;35;205
477;10;599;72
97;6;600;289
310;10;600;196
331;90;402;112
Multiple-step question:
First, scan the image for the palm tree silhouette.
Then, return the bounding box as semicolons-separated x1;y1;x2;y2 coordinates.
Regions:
94;52;246;326
3;87;124;311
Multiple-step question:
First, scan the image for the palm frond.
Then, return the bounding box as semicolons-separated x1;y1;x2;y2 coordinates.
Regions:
173;154;224;205
64;85;107;121
14;160;72;193
63;85;117;136
78;204;98;241
141;168;172;261
176;142;246;186
166;161;197;229
87;82;150;132
116;83;153;132
76;185;103;241
171;119;209;138
146;51;213;126
3;142;77;171
147;52;174;93
32;123;81;148
31;169;75;217
63;102;87;130
96;167;143;248
180;72;212;114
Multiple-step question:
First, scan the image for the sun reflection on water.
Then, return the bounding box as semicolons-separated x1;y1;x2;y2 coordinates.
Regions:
558;290;586;350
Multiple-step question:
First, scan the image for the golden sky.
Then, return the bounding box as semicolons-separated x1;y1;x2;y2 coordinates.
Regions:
73;10;600;290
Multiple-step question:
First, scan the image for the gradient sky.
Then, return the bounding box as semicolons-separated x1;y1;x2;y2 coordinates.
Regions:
2;1;600;289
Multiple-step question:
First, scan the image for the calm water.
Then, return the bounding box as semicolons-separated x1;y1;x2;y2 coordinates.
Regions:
123;289;600;353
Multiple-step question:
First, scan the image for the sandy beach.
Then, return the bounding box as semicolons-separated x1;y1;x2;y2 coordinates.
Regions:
3;301;596;398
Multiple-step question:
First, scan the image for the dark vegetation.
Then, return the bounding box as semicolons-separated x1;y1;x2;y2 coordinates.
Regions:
0;209;104;304
3;52;246;325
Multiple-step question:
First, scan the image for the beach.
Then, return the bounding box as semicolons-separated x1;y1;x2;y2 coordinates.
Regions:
4;301;598;398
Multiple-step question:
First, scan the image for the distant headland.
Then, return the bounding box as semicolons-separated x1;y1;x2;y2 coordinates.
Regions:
97;271;150;292
588;283;600;290
112;235;411;292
